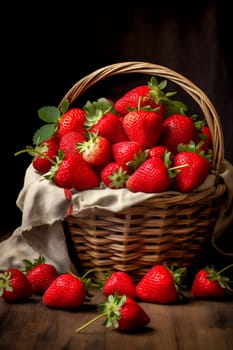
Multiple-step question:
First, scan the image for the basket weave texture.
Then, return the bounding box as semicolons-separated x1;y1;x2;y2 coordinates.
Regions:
62;61;226;281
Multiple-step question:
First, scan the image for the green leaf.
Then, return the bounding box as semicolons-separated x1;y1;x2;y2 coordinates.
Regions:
32;123;56;145
38;106;61;123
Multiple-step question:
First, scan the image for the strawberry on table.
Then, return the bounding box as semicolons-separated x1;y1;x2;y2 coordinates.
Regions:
43;271;93;309
23;256;59;295
191;264;233;299
136;263;187;304
102;271;136;299
76;293;150;333
0;268;34;302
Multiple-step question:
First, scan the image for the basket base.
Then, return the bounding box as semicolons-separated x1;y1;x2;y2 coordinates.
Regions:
63;183;226;282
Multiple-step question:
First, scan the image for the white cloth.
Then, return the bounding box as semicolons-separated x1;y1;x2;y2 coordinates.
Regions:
1;160;233;272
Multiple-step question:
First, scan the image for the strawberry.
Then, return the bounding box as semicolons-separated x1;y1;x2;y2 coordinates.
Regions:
100;162;129;188
0;268;34;302
23;256;59;295
173;143;211;192
43;272;89;309
126;156;172;193
77;132;112;167
114;85;164;116
56;107;86;141
112;141;148;173
199;125;212;153
59;131;87;155
84;98;129;144
102;271;136;299
76;293;150;333
123;109;164;149
114;76;187;117
159;114;200;155
136;264;186;304
148;145;173;160
46;151;100;190
15;137;59;175
191;264;233;299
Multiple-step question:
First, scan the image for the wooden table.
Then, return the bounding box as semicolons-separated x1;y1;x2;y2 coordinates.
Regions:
0;287;232;350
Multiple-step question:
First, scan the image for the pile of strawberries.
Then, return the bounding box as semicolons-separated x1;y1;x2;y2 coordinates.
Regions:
16;76;213;194
0;257;232;333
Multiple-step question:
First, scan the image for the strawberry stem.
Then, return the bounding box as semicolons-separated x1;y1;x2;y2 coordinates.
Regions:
15;147;57;165
218;263;233;275
76;313;105;333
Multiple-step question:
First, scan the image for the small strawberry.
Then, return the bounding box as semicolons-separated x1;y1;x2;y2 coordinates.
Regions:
112;141;148;173
126;155;172;193
84;98;129;144
148;145;173;160
23;256;59;295
123;109;164;149
15;137;59;175
59;131;87;155
0;268;34;302
199;125;212;153
102;271;136;299
76;293;150;333
191;264;233;299
136;263;187;304
173;142;211;192
77;132;112;167
100;162;129;189
43;271;93;309
159;113;200;155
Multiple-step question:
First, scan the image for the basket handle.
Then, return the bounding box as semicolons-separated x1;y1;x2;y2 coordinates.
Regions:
59;61;225;174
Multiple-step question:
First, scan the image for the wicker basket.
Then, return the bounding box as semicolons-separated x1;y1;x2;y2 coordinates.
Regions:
61;61;227;281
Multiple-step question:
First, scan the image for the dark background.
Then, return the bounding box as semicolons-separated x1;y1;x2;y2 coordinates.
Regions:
1;1;233;256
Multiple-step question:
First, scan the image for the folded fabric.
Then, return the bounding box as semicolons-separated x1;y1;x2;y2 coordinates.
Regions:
0;160;232;273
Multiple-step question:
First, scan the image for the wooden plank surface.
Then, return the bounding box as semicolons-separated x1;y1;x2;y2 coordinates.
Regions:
0;288;232;350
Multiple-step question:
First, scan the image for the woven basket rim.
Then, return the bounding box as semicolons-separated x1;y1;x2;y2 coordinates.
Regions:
59;61;225;174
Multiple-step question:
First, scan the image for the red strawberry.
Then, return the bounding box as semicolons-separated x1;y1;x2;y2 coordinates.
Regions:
0;268;34;302
126;156;172;193
76;293;150;333
114;85;164;116
159;114;200;155
32;137;59;174
46;152;100;190
123;109;164;149
15;137;59;175
59;131;87;155
84;98;129;144
100;162;129;188
173;146;211;192
102;271;136;299
77;132;112;167
200;125;212;153
191;264;233;299
136;264;186;304
112;141;148;173
43;272;87;309
23;256;59;295
148;145;173;160
56;108;86;141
